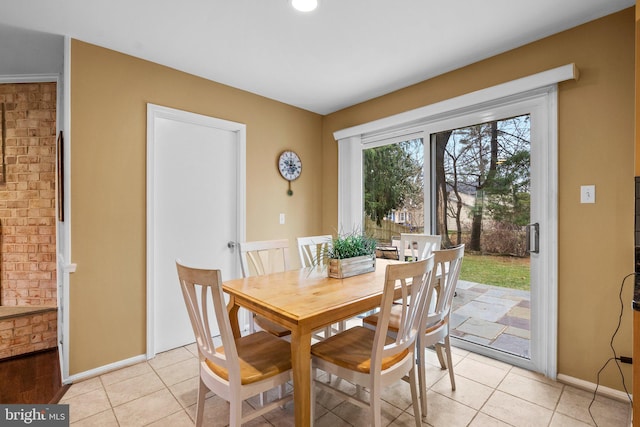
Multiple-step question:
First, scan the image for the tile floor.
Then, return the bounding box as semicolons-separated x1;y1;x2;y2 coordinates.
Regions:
60;330;631;426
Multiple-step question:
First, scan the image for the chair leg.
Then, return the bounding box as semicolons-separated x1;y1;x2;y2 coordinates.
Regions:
195;378;207;427
444;335;456;391
229;398;242;427
249;313;256;333
370;384;382;427
408;364;422;427
417;344;428;421
311;367;316;423
434;342;446;369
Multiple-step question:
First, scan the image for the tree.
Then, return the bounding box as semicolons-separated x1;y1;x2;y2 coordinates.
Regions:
484;117;531;226
443;123;495;252
485;150;531;226
468;121;499;251
435;130;459;247
436;114;530;252
363;141;422;226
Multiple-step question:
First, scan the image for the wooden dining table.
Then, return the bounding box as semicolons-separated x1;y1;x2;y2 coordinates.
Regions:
222;258;399;427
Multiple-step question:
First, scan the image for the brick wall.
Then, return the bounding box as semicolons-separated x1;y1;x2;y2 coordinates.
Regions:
0;83;57;307
0;309;57;359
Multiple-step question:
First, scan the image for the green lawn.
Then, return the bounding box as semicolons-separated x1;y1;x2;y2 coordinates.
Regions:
460;253;530;291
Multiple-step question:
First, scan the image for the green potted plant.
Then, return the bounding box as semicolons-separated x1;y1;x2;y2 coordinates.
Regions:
325;232;378;278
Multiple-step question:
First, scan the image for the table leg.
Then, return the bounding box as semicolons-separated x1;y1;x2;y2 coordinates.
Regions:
226;296;241;339
291;327;312;427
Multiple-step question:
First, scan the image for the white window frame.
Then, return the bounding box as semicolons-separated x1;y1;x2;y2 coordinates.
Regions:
334;64;578;378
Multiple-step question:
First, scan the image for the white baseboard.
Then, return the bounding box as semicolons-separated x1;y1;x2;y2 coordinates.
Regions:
63;354;147;385
557;373;632;403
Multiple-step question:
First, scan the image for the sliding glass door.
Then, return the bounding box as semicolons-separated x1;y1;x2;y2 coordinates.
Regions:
433;115;532;360
351;88;557;376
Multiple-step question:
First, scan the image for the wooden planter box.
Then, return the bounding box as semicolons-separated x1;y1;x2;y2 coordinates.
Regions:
328;254;376;278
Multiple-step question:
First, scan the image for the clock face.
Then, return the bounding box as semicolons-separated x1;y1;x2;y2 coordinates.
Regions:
278;150;302;181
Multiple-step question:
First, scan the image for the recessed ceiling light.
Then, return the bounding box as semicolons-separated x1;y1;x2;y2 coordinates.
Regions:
291;0;318;12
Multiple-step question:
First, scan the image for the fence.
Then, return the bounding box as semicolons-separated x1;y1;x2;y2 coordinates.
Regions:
365;217;528;257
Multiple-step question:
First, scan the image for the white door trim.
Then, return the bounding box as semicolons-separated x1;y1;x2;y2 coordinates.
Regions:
0;71;71;380
0;74;59;83
334;63;577;141
60;36;73;383
145;103;246;359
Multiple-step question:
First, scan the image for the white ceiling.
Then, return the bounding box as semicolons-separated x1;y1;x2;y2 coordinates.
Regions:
0;0;634;114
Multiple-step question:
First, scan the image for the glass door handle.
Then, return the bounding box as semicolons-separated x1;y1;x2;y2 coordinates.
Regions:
526;223;539;254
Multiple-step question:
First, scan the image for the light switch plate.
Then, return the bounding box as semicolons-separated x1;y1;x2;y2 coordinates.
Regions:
580;185;595;204
279;213;285;224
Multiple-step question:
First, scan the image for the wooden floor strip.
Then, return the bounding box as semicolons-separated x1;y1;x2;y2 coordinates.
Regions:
0;348;66;404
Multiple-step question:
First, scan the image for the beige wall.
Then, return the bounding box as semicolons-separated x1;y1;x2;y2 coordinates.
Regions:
69;8;635;390
69;40;323;374
323;8;635;390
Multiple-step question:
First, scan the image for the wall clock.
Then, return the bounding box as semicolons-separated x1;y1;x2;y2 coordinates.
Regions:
278;150;302;196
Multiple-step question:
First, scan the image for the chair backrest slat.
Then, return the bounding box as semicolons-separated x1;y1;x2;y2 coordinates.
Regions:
297;235;332;268
426;245;465;327
399;233;441;261
176;261;241;382
238;239;290;277
372;256;435;373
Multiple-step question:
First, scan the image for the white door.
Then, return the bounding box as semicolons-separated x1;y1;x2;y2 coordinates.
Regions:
146;104;246;357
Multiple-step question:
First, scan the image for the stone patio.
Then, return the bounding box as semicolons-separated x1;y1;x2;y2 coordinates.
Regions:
451;280;531;358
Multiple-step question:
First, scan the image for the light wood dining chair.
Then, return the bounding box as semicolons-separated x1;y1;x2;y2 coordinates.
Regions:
399;233;441;261
311;256;436;427
238;239;291;338
176;260;293;427
362;245;464;420
297;234;344;339
297;234;332;268
393;234;441;308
